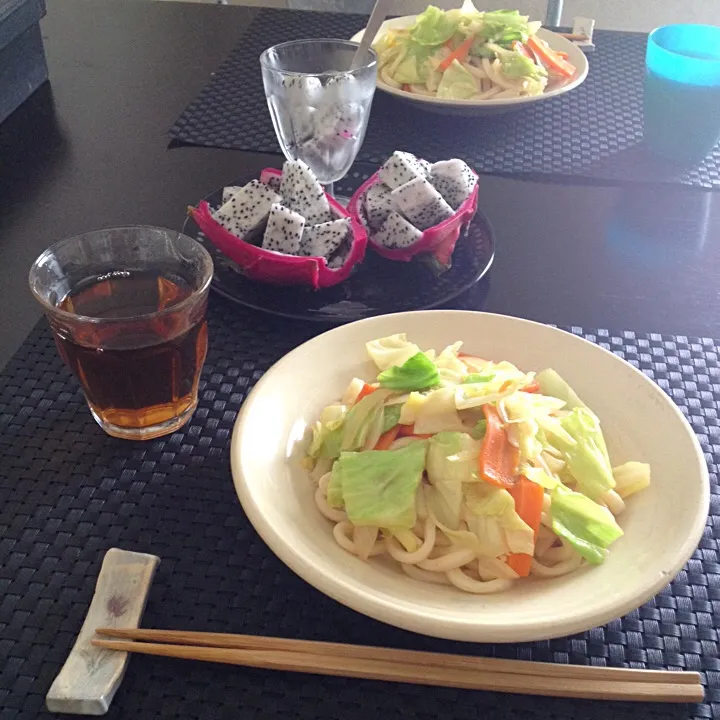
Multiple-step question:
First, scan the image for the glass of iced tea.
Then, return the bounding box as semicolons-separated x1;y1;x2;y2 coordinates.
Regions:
29;226;213;441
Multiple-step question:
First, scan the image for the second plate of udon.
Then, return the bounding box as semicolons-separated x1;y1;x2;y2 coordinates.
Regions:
231;311;708;642
349;17;589;115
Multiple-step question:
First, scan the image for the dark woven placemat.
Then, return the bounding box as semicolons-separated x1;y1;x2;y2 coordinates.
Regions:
169;8;720;190
1;299;719;720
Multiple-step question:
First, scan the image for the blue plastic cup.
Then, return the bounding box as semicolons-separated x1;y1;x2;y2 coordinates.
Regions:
644;24;720;164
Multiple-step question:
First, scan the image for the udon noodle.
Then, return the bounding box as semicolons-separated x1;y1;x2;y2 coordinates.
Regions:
312;463;622;593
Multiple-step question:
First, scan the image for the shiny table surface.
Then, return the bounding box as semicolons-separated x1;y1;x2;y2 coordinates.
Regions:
0;0;718;372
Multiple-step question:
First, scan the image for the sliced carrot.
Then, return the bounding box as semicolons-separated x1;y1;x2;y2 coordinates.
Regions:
509;476;544;536
507;476;544;577
522;380;540;393
438;34;476;72
527;35;576;78
506;553;533;577
355;383;376;404
556;50;569;59
374;425;400;450
397;423;433;439
478;405;518;488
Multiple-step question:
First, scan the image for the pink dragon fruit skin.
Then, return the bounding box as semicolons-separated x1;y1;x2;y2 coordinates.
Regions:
347;167;479;268
191;168;367;290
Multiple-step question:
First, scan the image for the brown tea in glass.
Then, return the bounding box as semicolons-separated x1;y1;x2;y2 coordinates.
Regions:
29;227;213;440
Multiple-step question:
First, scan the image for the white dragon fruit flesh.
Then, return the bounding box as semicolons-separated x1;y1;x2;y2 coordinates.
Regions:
327;249;350;269
262;203;305;255
267;76;322;150
373;211;422;249
299;217;350;258
280;158;333;225
391;176;454;231
377;151;430;190
222;186;242;204
313;102;363;142
280;75;323;104
214;180;282;240
363;182;394;231
429;159;478;210
322;72;357;103
263;173;282;193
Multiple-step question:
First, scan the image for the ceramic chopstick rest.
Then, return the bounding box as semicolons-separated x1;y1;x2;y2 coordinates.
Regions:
46;548;160;715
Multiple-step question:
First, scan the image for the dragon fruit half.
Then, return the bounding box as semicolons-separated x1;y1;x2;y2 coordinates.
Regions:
348;152;479;270
189;164;366;290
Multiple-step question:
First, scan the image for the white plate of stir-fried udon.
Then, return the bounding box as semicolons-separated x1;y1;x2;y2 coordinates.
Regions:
231;311;708;642
350;5;589;115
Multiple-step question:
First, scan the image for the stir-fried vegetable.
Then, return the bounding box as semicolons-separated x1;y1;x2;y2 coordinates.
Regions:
478;404;519;488
374;3;576;101
305;333;650;591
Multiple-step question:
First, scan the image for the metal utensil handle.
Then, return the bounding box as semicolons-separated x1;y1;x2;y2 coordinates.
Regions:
351;0;391;70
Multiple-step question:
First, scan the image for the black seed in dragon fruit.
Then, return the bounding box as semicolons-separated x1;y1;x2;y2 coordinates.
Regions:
262;174;282;193
377;151;430;190
279;159;333;225
363;182;394;231
279;75;323;102
262;203;306;255
429;159;477;210
391;176;454;231
214;180;282;240
373;211;422;249
299;218;350;258
222;185;242;205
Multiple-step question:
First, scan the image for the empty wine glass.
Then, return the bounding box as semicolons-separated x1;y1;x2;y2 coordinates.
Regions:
260;39;377;198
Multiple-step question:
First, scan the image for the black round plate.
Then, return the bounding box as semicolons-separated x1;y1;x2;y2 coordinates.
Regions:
183;181;494;323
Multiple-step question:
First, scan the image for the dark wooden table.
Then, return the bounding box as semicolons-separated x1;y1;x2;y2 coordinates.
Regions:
1;0;718;373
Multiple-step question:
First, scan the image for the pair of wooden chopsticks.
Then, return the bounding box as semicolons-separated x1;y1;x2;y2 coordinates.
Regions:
92;628;704;703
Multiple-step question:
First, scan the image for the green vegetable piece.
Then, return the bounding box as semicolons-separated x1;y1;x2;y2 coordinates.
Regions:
409;6;459;46
486;42;547;80
436;59;478;100
536;368;587;410
340;390;388;452
381;404;402;434
470;418;487;440
426;432;482;528
378;351;440;392
551;407;616;501
462;373;495;384
550;487;624;565
331;442;428;529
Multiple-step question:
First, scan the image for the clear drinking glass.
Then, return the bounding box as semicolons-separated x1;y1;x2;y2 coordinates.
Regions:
260;39;377;195
29;227;214;441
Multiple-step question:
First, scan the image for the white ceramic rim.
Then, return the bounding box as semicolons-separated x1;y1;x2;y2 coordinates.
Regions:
350;18;589;108
231;310;709;642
